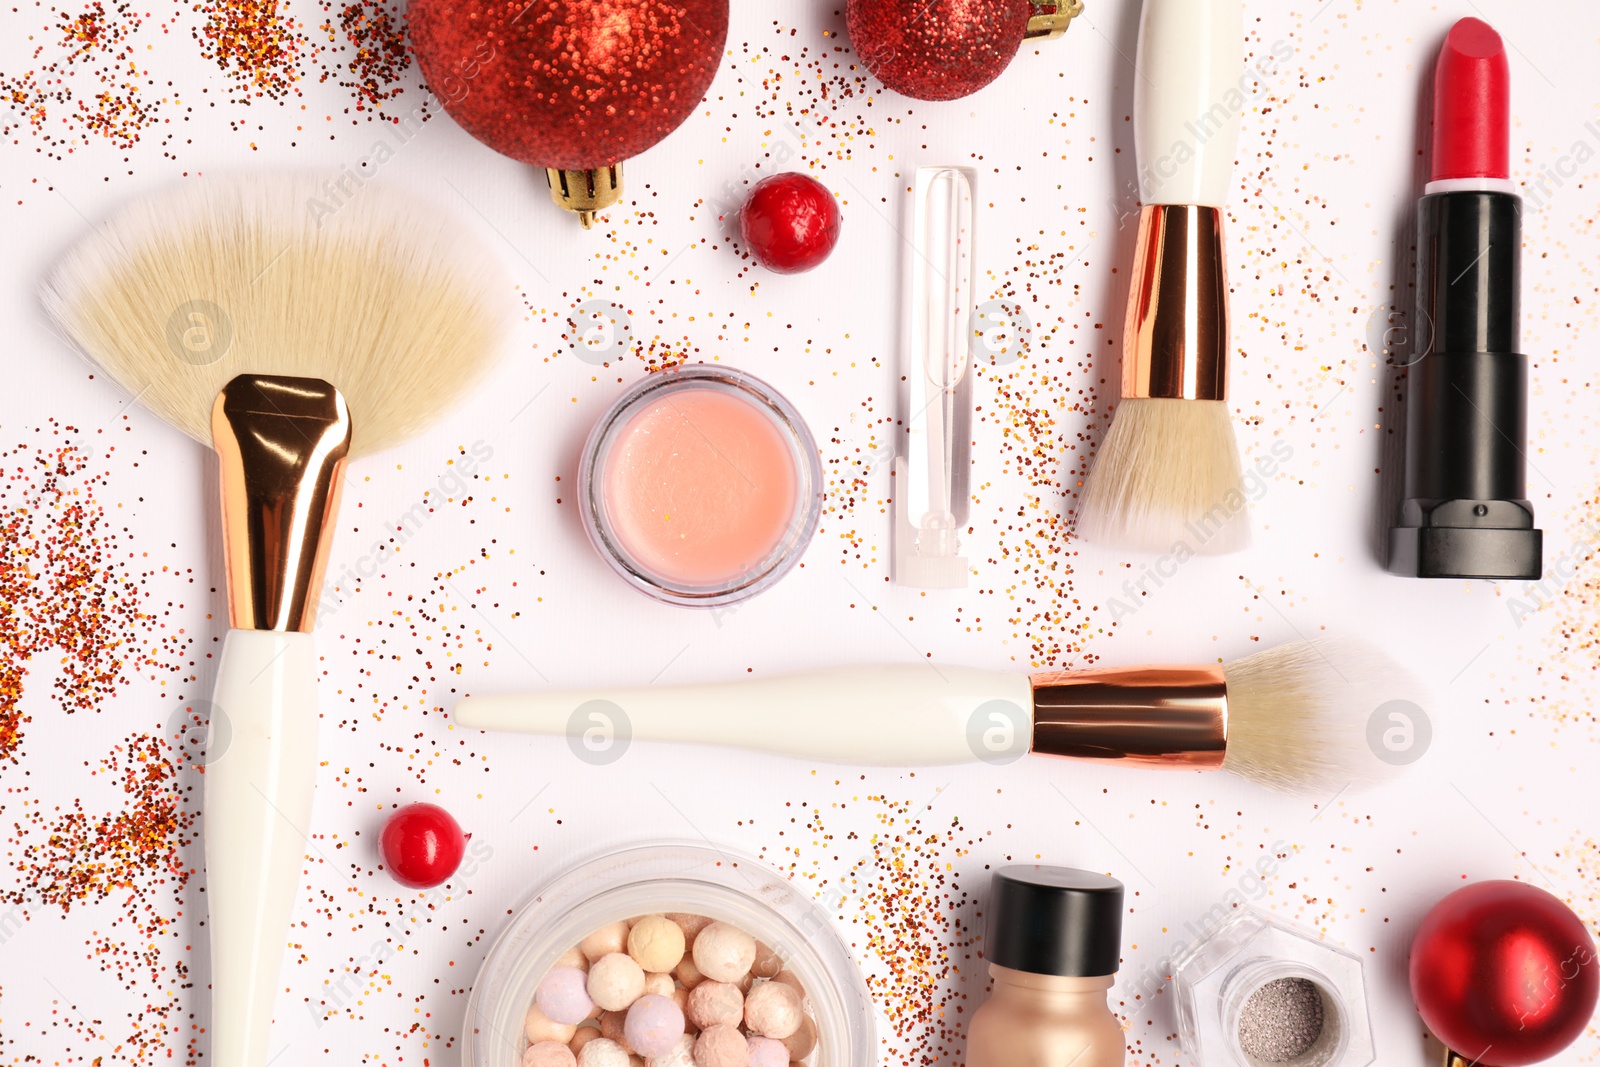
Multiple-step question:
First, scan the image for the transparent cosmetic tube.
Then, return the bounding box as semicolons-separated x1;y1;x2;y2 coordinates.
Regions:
895;165;975;588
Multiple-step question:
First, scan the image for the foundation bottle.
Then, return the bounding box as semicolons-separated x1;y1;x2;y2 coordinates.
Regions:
966;865;1126;1067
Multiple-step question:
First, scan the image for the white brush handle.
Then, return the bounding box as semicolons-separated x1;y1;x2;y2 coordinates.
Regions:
454;666;1036;765
204;629;320;1067
1134;0;1244;206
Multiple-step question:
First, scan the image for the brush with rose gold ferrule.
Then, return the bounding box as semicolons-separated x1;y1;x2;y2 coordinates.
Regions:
454;639;1426;796
454;663;1225;767
207;374;350;1067
1073;0;1249;555
42;174;513;1067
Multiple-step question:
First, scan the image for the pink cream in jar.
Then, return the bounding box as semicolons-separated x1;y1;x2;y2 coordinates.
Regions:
579;366;821;606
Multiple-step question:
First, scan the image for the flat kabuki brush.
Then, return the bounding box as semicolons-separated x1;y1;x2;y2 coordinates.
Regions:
455;640;1427;796
1075;0;1249;554
43;175;510;1067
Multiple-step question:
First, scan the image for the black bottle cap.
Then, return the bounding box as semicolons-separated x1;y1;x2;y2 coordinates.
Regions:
983;865;1124;977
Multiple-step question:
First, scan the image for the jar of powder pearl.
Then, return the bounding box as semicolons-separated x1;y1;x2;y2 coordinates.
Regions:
578;365;823;608
462;842;874;1067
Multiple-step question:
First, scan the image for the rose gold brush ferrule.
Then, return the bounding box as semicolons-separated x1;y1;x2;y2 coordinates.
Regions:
1122;204;1229;401
213;375;352;633
1027;664;1228;768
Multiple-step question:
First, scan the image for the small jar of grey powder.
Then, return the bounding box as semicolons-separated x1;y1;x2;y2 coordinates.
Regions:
1169;908;1375;1067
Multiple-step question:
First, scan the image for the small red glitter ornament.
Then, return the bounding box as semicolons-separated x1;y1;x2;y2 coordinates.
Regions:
408;0;729;227
1410;880;1599;1067
846;0;1081;101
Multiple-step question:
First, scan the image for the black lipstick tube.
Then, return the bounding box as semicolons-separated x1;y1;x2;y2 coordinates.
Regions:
1389;189;1542;580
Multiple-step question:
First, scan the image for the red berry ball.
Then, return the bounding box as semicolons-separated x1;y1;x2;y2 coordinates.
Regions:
739;173;841;274
380;803;467;889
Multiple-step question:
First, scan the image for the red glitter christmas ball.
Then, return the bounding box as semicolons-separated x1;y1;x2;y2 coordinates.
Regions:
846;0;1033;101
1410;880;1599;1066
407;0;729;171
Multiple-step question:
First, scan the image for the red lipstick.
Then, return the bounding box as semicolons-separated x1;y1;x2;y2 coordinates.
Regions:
1429;16;1511;186
1389;17;1542;580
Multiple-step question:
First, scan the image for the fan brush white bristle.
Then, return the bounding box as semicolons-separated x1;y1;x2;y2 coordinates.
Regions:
1222;639;1429;796
42;174;512;457
1075;397;1249;555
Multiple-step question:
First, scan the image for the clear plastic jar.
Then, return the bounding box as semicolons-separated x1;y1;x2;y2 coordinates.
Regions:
462;842;875;1067
577;365;823;608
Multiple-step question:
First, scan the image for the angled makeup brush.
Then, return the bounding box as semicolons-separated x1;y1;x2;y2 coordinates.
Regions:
454;639;1428;797
43;175;511;1067
1074;0;1249;554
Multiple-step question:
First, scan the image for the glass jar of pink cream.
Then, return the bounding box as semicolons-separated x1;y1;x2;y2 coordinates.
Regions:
578;365;823;607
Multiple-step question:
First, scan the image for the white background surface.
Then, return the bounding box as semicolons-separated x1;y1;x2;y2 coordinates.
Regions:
2;1;1598;1064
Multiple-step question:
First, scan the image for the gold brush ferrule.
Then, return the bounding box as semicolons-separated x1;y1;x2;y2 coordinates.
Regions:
546;164;623;230
1025;0;1084;40
1123;204;1229;401
212;375;352;633
1028;665;1228;768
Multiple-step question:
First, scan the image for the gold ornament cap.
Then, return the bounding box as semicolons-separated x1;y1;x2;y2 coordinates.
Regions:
546;164;623;229
1025;0;1085;40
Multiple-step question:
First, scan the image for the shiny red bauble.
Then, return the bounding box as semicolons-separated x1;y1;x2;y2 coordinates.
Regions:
407;0;729;170
846;0;1034;101
1410;880;1599;1066
739;173;842;274
379;803;468;889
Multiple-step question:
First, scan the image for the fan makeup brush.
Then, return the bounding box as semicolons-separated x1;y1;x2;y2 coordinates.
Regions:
455;640;1427;796
1074;0;1250;554
43;175;511;1067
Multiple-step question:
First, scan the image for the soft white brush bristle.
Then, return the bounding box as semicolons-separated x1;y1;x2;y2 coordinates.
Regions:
1075;398;1249;554
1223;639;1430;796
42;174;513;458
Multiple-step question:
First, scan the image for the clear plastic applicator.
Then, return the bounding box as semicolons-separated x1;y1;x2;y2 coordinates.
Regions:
895;166;975;588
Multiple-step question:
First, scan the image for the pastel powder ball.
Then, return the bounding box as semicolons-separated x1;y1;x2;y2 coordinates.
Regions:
780;1013;817;1060
691;922;757;984
580;921;631;962
537;966;597;1025
576;1037;631;1067
623;994;685;1058
686;980;744;1029
666;913;714;947
588;953;647;1012
750;942;783;980
693;1024;751;1067
599;1011;631;1048
673;953;706;989
745;1036;788;1067
525;1002;580;1045
645;1034;695;1067
627;915;687;973
524;1042;579;1067
742;981;802;1039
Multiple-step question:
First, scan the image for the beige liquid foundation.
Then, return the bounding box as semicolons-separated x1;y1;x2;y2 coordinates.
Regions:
966;866;1127;1067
